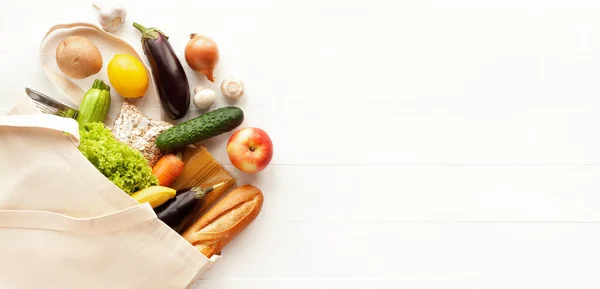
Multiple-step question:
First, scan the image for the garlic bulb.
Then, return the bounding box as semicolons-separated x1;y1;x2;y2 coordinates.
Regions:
220;77;245;101
93;3;127;33
193;86;216;110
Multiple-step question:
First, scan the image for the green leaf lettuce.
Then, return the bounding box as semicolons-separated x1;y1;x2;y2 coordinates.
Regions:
78;122;158;195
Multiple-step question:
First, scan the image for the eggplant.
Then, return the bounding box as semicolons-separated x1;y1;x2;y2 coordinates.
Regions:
155;183;222;230
133;22;190;120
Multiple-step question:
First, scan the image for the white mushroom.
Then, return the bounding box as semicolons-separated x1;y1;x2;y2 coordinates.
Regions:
220;77;245;101
93;3;127;33
193;86;216;110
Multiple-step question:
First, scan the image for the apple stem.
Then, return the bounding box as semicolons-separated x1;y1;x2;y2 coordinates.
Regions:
249;146;255;152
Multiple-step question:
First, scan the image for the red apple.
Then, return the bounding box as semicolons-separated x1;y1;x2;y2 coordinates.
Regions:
227;127;273;173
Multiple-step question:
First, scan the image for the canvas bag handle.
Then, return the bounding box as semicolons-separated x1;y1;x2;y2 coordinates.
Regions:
0;113;80;145
39;22;140;105
39;22;167;125
0;203;156;233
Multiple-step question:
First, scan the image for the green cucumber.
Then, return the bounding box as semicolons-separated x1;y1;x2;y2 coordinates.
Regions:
156;106;244;151
76;79;111;128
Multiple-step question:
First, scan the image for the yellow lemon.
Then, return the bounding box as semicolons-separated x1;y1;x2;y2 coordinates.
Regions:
107;54;149;98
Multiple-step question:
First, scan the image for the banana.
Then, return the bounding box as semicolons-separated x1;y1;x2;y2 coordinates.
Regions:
131;186;176;208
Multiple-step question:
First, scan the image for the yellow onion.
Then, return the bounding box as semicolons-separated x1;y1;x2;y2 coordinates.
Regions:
184;33;220;82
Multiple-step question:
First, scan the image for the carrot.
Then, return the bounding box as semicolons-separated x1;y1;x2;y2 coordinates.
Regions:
152;153;185;187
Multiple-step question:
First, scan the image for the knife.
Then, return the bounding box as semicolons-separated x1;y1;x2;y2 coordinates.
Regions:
25;87;79;119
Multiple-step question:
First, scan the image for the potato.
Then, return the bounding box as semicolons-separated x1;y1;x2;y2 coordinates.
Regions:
55;36;103;79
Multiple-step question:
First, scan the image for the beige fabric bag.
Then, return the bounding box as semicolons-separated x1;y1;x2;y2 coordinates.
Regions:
0;22;217;288
0;98;214;289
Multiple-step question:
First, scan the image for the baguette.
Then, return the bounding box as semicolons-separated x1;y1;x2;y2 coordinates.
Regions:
182;184;264;258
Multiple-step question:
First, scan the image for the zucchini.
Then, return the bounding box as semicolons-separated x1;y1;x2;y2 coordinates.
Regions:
76;79;111;128
156;106;244;151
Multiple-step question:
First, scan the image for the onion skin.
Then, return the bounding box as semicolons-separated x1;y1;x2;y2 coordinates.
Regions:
185;33;220;82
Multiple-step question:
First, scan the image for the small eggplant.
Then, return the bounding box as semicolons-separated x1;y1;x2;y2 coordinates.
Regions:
133;22;190;120
155;183;223;230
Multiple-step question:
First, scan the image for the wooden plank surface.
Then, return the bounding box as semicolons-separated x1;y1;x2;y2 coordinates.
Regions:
2;0;600;288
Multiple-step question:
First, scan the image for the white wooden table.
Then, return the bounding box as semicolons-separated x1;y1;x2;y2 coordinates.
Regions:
2;0;600;288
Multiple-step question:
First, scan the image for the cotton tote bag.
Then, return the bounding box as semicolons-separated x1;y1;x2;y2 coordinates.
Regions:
0;98;214;289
